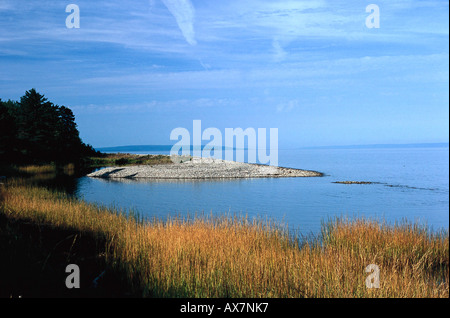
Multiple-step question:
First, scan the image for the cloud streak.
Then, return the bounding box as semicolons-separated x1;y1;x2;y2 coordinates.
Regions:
161;0;197;45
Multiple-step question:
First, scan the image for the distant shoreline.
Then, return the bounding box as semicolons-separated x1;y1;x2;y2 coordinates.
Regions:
95;142;449;153
87;156;323;179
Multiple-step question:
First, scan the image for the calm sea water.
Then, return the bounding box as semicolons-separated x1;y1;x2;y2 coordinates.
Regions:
74;146;449;235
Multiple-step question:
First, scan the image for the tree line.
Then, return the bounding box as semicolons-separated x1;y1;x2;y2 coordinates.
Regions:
0;89;99;164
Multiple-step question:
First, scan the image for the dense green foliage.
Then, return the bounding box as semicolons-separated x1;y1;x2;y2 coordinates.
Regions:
0;89;99;164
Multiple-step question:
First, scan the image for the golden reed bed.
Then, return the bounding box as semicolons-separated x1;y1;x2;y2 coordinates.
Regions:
1;179;448;298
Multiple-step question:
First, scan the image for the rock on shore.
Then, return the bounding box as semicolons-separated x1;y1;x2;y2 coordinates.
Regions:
87;157;322;179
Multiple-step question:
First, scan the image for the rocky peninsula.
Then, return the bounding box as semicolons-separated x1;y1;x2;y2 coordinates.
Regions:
87;157;323;179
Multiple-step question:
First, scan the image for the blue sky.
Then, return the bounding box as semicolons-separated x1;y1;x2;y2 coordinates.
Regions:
0;0;448;148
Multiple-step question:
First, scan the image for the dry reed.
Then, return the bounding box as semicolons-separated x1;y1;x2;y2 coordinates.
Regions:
1;180;448;298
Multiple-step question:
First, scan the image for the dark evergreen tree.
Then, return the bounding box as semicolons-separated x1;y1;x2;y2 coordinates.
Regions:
0;99;18;162
0;89;99;164
16;89;59;161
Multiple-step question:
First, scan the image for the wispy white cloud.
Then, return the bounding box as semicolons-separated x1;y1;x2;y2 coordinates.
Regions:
73;53;448;93
1;0;447;66
276;100;298;113
71;97;240;114
0;1;14;11
161;0;197;45
272;39;287;62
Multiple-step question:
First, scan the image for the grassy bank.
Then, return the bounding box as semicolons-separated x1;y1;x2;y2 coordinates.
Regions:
82;153;173;168
0;154;172;179
0;175;448;298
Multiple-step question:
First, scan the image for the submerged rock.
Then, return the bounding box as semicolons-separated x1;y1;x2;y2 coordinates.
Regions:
333;181;376;185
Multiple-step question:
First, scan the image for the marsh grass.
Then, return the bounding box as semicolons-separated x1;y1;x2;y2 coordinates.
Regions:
0;163;77;183
0;179;448;298
85;153;173;167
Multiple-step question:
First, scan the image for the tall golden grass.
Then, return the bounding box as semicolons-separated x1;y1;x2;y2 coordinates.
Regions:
1;164;75;183
1;180;448;298
85;153;173;167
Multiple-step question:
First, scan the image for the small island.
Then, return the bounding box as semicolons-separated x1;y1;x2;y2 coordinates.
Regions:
87;156;323;179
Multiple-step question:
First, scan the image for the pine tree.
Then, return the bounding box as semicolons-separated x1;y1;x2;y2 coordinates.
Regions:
0;89;99;164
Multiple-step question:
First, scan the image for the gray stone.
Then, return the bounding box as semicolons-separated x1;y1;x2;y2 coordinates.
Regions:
87;157;322;179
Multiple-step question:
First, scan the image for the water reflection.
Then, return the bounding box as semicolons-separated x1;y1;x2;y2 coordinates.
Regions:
27;167;99;196
88;176;250;185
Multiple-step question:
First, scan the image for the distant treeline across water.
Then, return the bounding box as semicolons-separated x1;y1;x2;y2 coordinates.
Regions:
97;143;449;154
